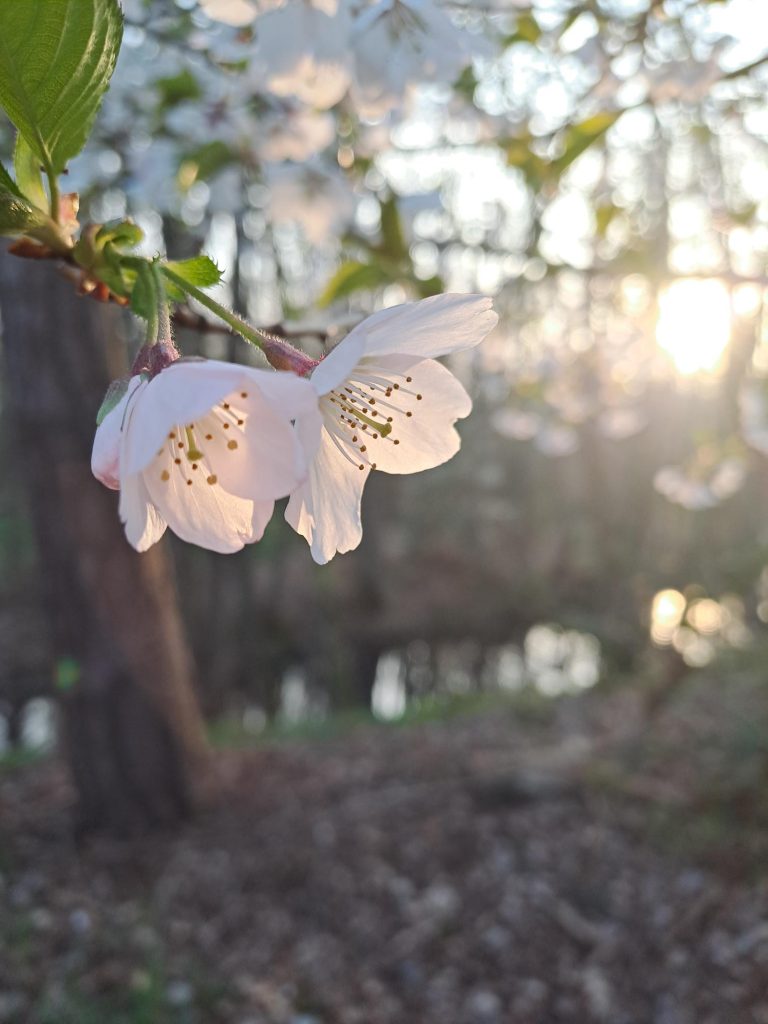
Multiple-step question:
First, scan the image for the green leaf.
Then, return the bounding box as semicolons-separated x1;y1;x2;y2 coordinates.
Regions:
415;275;443;298
0;160;21;198
504;13;541;46
552;111;621;176
163;256;223;299
178;140;234;189
14;134;47;210
454;65;478;102
504;138;548;190
96;377;129;425
317;261;391;307
0;188;48;235
595;203;619;237
379;194;408;261
130;261;158;321
155;69;202;110
96;219;144;251
0;0;123;177
55;656;81;692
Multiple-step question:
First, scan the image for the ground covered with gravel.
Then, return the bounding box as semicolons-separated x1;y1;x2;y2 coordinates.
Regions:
2;695;768;1024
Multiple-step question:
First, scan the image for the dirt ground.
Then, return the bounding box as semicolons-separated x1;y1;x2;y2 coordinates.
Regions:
2;693;768;1024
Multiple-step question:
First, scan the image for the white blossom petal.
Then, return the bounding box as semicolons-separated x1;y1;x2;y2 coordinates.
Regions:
341;355;472;474
123;361;314;479
210;397;305;502
118;463;168;554
200;0;257;26
123;361;249;475
94;357;321;555
350;0;478;118
144;454;271;553
91;379;142;490
253;2;352;108
285;431;370;564
341;293;498;361
306;332;367;397
286;293;495;561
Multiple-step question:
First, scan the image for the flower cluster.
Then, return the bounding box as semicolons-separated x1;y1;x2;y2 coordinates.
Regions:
92;294;498;562
200;0;484;117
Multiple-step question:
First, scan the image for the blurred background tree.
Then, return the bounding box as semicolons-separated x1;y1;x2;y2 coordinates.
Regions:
2;0;768;803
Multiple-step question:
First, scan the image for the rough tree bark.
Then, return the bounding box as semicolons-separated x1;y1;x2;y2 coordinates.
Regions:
0;250;209;835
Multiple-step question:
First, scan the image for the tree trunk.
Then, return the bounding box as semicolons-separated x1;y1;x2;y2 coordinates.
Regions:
0;250;209;835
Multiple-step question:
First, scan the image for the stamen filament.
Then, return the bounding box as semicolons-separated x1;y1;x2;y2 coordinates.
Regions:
331;393;391;436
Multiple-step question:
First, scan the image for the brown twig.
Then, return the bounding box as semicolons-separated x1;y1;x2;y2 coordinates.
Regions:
170;306;330;344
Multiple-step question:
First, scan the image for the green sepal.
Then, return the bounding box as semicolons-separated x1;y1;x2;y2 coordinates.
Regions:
96;377;130;426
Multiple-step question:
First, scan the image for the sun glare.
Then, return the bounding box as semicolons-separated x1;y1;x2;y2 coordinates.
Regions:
656;279;732;376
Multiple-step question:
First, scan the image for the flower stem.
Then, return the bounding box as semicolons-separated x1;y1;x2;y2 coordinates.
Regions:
47;170;59;223
160;266;267;351
153;262;172;340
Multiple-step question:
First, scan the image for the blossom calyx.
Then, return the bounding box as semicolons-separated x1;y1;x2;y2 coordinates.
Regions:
261;336;319;377
130;338;180;378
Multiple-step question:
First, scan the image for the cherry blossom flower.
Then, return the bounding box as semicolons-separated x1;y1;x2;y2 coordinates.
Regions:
252;0;353;109
653;457;746;511
199;0;258;26
259;109;336;163
92;358;320;554
493;409;579;457
264;162;356;245
284;294;498;563
350;0;481;119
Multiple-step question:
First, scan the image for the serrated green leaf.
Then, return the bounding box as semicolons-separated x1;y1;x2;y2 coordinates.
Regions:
0;187;48;235
164;255;223;292
130;261;158;321
14;134;47;210
317;261;391;307
0;0;123;177
96;377;129;425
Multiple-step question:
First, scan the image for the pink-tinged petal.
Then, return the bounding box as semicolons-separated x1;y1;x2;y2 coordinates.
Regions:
346;355;472;474
212;397;307;502
343;293;498;361
248;365;320;422
143;455;272;554
247;365;324;472
285;429;370;564
91;377;144;490
309;332;367;397
121;360;250;475
124;361;318;477
118;471;167;552
293;401;324;465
